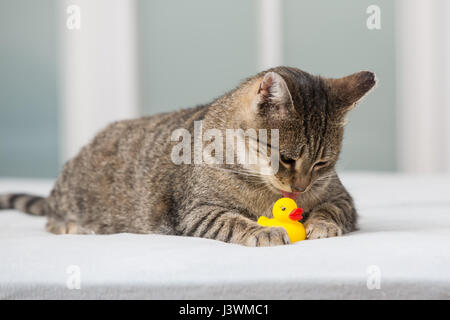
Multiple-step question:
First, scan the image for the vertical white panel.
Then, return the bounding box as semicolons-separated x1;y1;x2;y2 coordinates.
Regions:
258;0;283;70
396;0;440;173
60;0;138;163
443;0;450;172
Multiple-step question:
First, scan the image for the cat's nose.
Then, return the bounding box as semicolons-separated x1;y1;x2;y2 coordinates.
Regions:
292;177;311;193
291;186;306;193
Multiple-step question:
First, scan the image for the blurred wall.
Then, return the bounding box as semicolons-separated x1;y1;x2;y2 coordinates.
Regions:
0;0;59;178
0;0;396;179
284;0;395;171
139;0;396;171
138;0;259;114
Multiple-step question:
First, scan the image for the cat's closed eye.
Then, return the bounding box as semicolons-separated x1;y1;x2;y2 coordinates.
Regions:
280;154;296;165
313;160;329;169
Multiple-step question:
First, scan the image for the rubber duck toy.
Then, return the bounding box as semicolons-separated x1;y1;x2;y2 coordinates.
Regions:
257;198;306;243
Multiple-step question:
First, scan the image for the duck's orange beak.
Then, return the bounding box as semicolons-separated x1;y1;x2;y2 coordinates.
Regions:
289;208;303;221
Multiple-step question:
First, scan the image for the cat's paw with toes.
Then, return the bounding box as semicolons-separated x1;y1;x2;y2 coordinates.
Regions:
305;219;342;240
244;226;290;247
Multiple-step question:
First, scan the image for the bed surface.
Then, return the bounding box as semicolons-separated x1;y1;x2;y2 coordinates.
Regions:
1;173;449;299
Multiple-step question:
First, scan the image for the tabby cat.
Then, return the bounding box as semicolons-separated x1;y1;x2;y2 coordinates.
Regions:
0;66;376;246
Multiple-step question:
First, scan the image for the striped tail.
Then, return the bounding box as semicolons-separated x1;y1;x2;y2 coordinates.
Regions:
0;193;48;216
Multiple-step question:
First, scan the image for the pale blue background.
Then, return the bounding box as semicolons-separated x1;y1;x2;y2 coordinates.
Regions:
0;0;395;178
0;0;59;178
283;0;395;171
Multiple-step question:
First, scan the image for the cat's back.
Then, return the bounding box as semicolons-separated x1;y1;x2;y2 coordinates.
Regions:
85;104;209;160
47;105;210;234
109;104;208;141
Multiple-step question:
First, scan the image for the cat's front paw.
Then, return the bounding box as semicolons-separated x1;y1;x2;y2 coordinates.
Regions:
244;226;290;247
305;219;342;240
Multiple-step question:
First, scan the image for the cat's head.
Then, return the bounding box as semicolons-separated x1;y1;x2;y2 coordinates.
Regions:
244;66;376;197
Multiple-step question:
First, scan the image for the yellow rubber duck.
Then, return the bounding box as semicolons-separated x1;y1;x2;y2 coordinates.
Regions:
257;198;306;243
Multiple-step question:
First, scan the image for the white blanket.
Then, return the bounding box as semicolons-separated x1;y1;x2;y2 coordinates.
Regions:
0;173;449;299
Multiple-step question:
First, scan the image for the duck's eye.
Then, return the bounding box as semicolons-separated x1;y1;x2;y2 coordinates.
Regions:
281;207;286;211
280;154;295;165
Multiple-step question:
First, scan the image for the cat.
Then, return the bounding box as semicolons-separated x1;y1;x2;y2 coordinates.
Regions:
0;66;376;246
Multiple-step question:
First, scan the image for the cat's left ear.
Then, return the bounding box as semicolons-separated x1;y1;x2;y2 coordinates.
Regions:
327;71;376;113
253;72;295;118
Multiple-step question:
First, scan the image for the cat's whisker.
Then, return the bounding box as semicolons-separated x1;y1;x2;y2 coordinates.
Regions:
251;182;273;194
316;172;338;182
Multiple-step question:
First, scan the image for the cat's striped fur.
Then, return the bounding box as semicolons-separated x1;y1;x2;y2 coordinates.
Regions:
0;66;376;245
0;193;47;216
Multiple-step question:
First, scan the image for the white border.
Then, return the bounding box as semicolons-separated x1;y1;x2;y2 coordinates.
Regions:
443;0;450;172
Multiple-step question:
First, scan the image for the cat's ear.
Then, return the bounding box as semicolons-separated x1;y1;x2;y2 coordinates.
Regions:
252;72;295;118
327;71;376;113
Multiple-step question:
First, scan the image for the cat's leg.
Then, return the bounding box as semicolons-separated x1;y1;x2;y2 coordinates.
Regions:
46;218;94;235
304;197;357;240
46;219;67;234
180;206;290;246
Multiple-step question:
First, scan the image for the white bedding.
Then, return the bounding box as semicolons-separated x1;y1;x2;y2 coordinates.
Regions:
0;173;449;299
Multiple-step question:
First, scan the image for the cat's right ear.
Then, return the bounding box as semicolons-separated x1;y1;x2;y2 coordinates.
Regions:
252;72;295;119
327;71;376;113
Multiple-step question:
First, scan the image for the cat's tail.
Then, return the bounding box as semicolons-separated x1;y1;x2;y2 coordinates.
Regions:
0;193;48;216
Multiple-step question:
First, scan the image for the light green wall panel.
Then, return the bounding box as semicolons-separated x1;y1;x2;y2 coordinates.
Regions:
284;0;396;171
140;0;396;171
0;0;59;178
0;0;396;178
138;0;259;115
